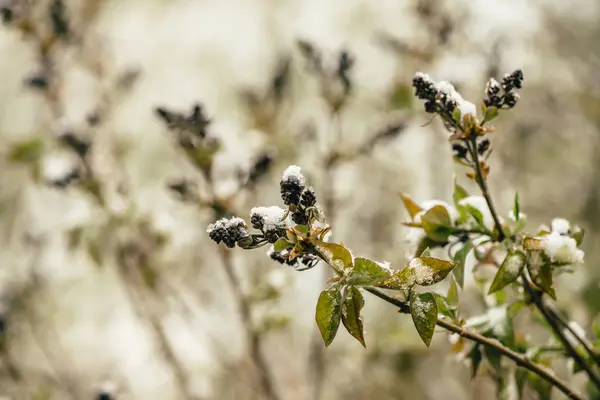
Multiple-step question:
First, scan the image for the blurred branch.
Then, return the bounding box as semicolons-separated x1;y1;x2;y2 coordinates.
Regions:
120;271;194;400
219;249;281;400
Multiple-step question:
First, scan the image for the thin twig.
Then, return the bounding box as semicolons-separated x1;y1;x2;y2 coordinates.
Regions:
546;304;600;364
219;249;281;400
120;266;193;400
466;137;505;241
522;273;600;390
467;135;600;391
363;287;584;400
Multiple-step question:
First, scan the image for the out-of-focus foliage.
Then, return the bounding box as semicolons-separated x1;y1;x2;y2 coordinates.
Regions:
0;0;598;399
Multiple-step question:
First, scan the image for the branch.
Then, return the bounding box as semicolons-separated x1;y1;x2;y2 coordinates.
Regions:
546;304;600;364
522;273;600;390
466;136;600;391
219;249;281;400
466;137;505;241
364;287;584;400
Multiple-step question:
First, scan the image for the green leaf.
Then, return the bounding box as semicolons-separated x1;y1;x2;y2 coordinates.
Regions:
421;205;453;243
348;258;392;286
452;108;462;123
488;250;526;294
484;345;502;372
312;241;353;270
537;263;556;300
9;137;44;163
468;344;483;378
375;267;415;291
294;224;309;234
410;292;438;347
571;225;585;246
452;241;472;288
341;286;366;347
484;106;499;123
273;238;293;252
432;293;455;320
528;370;552;400
400;193;422;219
464;204;485;228
447;275;459;309
420;247;431;257
453;176;469;206
315;287;343;347
515;368;528;399
409;256;457;286
513;192;520;221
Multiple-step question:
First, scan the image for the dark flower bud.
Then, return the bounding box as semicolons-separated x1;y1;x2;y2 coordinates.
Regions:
477;139;490;155
50;0;70;38
264;229;285;243
485;78;501;97
246;152;274;187
59;132;91;158
291;211;308;225
424;101;437;113
484;95;502;108
280;166;306;206
301;254;318;267
501;69;524;92
270;250;296;266
412;72;438;101
250;213;264;230
96;392;112;400
503;91;520;108
300;188;317;208
206;217;248;248
452;143;468;159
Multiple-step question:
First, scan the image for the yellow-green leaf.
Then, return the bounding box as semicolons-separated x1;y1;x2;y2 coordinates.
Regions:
409;256;457;286
432;293;455;320
421;205;453;243
311;240;353;271
571;225;585;246
274;238;293;252
447;274;459;309
9;137;44;163
341;286;366;347
452;241;472;288
484;106;499;123
537;263;556;300
400;193;422;220
453;176;469;205
315;287;343;347
488;250;526;294
375;267;415;291
523;236;544;251
410;292;438;347
348;258;391;286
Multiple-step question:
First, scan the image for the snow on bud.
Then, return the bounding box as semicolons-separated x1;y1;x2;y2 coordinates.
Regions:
551;218;570;235
542;231;584;265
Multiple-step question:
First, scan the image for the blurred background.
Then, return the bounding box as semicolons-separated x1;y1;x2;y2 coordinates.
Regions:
0;0;598;399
